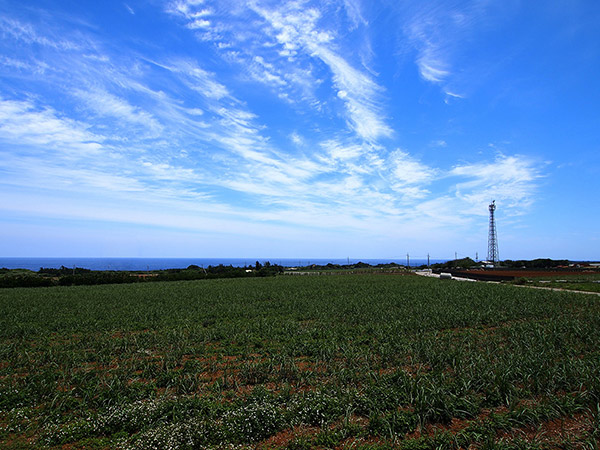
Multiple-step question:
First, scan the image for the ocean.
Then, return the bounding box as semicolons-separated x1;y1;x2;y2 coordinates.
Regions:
0;257;445;271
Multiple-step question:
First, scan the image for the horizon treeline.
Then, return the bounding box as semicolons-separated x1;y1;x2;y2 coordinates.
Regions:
0;262;284;288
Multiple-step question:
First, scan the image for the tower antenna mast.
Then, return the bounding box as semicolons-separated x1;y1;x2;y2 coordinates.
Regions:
487;200;499;264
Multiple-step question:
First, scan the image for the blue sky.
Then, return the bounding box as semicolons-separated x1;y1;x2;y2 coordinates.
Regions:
1;0;599;260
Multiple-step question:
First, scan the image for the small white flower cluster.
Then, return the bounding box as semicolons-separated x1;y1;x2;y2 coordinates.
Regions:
123;420;201;450
39;398;174;446
0;406;32;433
94;398;169;433
122;417;225;450
36;389;350;448
222;400;283;442
0;387;25;411
287;390;342;427
40;419;94;446
122;398;285;449
120;391;349;448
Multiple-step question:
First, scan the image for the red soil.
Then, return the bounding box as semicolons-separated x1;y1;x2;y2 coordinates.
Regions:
462;269;600;278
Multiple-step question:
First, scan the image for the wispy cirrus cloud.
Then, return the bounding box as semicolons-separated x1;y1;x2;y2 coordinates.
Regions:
168;0;210;22
0;55;49;74
342;0;367;30
0;97;210;205
167;0;324;107
0;16;82;51
0;96;537;234
0;1;553;257
0;99;102;154
249;1;392;142
389;150;436;199
401;1;488;98
167;0;391;142
449;154;543;214
157;58;230;100
318;49;391;141
73;88;163;138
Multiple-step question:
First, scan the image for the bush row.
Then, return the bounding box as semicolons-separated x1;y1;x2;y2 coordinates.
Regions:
0;263;284;288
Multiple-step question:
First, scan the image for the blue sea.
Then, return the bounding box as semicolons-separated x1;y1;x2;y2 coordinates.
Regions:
0;257;445;271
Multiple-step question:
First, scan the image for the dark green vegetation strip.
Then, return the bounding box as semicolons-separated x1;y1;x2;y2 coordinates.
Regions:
514;273;600;294
539;275;600;294
1;275;599;449
0;262;284;288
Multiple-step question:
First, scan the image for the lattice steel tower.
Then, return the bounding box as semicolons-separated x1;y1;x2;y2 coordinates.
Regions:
487;200;499;264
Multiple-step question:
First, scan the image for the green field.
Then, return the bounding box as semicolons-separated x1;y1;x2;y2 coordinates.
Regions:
521;274;600;294
1;275;599;449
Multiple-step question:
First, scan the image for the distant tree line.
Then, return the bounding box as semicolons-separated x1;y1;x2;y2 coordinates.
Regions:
428;257;479;270
0;262;284;288
501;258;571;269
298;262;402;271
38;266;92;276
427;257;575;270
0;258;584;288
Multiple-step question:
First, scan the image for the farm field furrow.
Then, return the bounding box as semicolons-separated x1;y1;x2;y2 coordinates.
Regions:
1;274;599;449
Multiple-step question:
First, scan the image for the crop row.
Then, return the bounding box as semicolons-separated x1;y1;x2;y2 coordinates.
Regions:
1;275;599;448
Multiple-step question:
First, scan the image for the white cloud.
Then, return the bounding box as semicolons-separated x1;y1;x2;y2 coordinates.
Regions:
0;99;103;154
249;56;287;87
0;16;81;51
316;49;392;141
167;0;207;20
445;91;463;99
0;55;49;74
73;89;163;137
401;1;485;96
188;18;211;29
342;0;368;29
448;155;542;213
290;132;303;145
163;59;229;100
139;160;199;183
250;2;391;141
390;150;436;187
0;2;551;257
321;140;364;162
417;57;449;83
167;1;391;142
405;11;452;84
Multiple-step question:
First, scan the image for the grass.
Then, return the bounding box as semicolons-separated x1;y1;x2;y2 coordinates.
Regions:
1;274;599;449
514;273;600;293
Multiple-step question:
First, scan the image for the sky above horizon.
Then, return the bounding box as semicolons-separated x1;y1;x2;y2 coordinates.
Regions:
1;0;599;260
